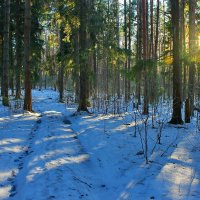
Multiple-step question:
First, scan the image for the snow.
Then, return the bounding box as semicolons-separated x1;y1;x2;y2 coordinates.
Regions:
0;89;200;200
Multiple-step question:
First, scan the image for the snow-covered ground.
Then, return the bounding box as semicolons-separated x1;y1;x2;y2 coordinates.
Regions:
0;90;200;200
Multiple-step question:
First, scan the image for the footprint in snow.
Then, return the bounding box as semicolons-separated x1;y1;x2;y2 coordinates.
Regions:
63;116;71;124
9;184;17;197
48;195;55;199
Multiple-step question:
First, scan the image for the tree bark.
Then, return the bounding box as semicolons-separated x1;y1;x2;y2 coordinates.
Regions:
128;0;132;100
73;29;80;103
59;27;65;103
0;34;3;97
113;0;120;99
136;0;142;106
0;3;2;93
180;0;186;102
77;0;90;112
154;0;159;59
188;0;196;117
150;0;154;58
142;0;149;114
2;0;10;106
15;0;22;99
169;0;183;124
23;0;32;111
185;98;190;123
124;0;129;102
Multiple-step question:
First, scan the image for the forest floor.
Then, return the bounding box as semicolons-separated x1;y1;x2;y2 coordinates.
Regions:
0;89;200;200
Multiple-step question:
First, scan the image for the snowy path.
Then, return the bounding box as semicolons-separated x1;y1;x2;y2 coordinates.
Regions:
15;93;100;200
0;110;39;199
10;111;92;200
0;91;99;200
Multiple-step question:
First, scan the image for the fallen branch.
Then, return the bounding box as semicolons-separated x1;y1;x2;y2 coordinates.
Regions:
73;176;92;188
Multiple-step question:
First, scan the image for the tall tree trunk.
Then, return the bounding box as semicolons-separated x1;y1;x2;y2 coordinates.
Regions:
162;0;166;100
150;0;154;58
128;0;132;99
73;30;80;103
114;0;120;99
105;0;110;100
0;1;3;95
9;31;14;96
142;0;149;114
136;0;142;106
180;0;186;102
124;0;129;102
93;43;97;98
149;0;157;104
198;66;200;101
77;0;90;112
2;0;10;106
154;0;159;59
0;33;3;97
23;0;32;111
58;27;65;103
169;0;183;124
188;0;196;117
15;0;22;99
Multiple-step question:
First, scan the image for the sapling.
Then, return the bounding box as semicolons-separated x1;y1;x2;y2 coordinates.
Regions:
144;115;149;164
151;106;168;155
104;99;109;115
113;97;116;116
137;109;150;164
196;112;200;132
134;110;137;137
116;98;120;115
137;124;144;156
151;102;158;128
157;119;164;144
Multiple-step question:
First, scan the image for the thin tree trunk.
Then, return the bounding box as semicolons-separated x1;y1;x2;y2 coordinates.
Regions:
93;45;97;98
15;0;22;99
154;0;159;59
180;0;186;102
10;32;14;96
142;0;149;114
149;0;157;104
188;0;196;117
23;0;32;111
2;0;10;106
124;0;129;102
150;0;154;58
74;30;80;103
128;0;132;99
198;66;200;101
59;27;65;103
136;0;142;106
114;0;120;99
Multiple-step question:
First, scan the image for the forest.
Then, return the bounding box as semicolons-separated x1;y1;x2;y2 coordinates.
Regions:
0;0;200;200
